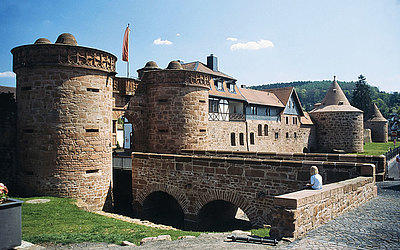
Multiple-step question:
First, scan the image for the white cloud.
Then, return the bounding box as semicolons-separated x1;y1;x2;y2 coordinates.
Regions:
226;37;238;41
176;33;181;37
0;71;16;78
153;38;173;45
230;39;274;51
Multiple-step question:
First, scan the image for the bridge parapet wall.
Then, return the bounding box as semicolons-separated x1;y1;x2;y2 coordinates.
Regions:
271;175;377;240
131;152;376;227
181;150;385;179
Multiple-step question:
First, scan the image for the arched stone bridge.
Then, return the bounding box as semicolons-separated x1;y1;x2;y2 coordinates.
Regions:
130;151;378;229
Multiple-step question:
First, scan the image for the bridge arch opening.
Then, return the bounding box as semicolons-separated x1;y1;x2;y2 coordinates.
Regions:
197;200;251;231
142;191;184;229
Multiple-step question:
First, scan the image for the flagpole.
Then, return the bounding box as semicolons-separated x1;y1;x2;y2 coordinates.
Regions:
127;61;129;78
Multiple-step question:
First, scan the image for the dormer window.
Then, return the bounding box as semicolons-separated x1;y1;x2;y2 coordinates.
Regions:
227;81;236;93
214;78;224;91
218;81;223;90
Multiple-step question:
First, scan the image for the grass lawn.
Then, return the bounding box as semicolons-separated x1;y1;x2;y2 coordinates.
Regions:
19;196;269;246
354;142;397;155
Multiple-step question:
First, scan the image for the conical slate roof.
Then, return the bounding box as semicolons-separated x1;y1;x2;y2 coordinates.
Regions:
311;77;362;113
366;103;387;122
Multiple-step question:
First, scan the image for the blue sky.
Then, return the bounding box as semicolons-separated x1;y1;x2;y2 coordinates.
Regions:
1;0;399;92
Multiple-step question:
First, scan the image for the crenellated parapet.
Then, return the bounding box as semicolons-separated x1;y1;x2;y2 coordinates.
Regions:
12;44;116;74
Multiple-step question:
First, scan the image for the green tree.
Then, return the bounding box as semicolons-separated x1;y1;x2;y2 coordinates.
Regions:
351;75;372;113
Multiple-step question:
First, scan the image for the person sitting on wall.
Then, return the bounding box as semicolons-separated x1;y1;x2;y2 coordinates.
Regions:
306;166;323;190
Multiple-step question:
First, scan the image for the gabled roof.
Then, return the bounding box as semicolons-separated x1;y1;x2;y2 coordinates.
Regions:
264;87;305;116
366;103;387;122
181;61;236;80
239;88;285;107
263;87;294;105
310;78;362;113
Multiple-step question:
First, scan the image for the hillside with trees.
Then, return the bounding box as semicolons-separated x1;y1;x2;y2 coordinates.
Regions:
250;79;400;118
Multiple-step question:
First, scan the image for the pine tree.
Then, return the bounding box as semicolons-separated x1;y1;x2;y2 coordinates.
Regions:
351;75;372;113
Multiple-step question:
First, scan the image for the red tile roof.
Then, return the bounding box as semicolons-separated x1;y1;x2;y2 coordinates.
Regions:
239;88;285;107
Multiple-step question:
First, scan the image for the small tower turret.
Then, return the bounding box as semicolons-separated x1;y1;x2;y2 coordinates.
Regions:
364;103;388;142
310;76;364;153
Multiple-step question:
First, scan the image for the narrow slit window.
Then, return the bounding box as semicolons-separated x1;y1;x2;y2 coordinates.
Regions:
258;124;262;136
86;129;99;133
239;133;244;145
86;169;99;174
87;88;100;92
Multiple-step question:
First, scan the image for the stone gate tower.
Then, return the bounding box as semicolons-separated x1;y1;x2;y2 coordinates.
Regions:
310;77;363;153
12;33;117;210
138;60;211;153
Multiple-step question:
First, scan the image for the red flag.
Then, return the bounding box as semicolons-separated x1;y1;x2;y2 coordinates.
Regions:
122;25;130;62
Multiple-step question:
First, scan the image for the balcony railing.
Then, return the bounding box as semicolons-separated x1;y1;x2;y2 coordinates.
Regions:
229;113;245;121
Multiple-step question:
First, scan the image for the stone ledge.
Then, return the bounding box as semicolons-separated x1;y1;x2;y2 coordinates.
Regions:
274;176;374;209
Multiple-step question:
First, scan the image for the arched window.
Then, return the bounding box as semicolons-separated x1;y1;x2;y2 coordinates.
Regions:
286;132;289;138
258;124;262;136
286;117;289;124
294;132;297;138
230;133;236;146
264;124;268;136
250;133;255;145
239;133;244;145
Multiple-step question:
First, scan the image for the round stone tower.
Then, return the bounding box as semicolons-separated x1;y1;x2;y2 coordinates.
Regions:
138;60;210;153
309;77;363;153
11;33;117;210
364;103;388;143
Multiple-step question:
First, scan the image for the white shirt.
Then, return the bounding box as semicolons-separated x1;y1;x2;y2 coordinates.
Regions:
310;174;323;190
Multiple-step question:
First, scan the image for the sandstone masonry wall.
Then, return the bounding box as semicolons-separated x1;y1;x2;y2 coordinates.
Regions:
12;43;116;210
311;111;363;153
271;176;377;239
131;152;376;227
181;150;386;177
143;70;210;153
364;121;388;143
207;119;314;153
